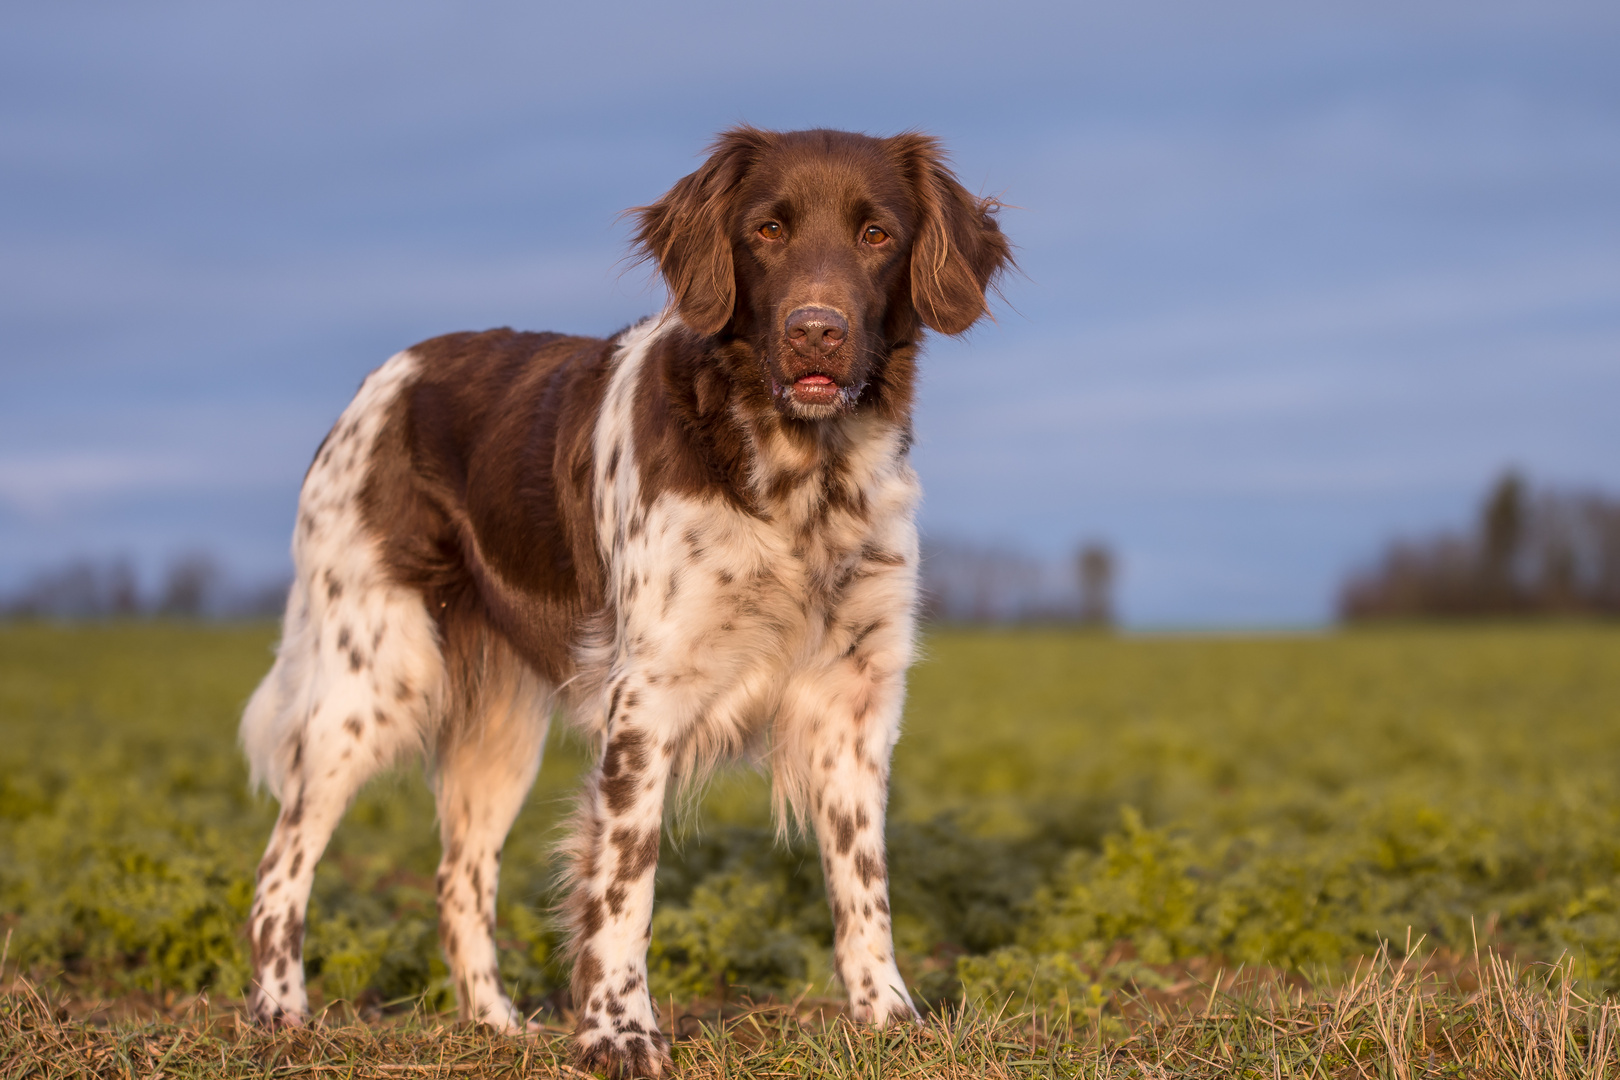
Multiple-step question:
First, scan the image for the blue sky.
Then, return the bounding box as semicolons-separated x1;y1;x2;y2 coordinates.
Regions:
2;1;1617;625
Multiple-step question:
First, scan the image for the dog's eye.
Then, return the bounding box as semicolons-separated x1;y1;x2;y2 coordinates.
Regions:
863;225;890;246
758;222;783;241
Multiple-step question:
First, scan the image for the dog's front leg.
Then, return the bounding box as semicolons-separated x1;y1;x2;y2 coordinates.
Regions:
793;651;919;1026
564;679;673;1078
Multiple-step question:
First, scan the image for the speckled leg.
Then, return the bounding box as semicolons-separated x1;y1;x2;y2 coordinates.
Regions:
561;677;673;1079
792;653;917;1025
246;702;405;1024
242;351;442;1025
434;668;551;1032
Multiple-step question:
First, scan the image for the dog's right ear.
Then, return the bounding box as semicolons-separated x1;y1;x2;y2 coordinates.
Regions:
631;127;772;336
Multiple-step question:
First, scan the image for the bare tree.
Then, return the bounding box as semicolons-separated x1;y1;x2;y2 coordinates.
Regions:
1075;542;1116;627
2;551;291;620
3;557;141;618
920;537;1122;624
157;552;223;617
920;540;1045;622
1340;471;1620;621
106;559;141;615
1478;471;1526;606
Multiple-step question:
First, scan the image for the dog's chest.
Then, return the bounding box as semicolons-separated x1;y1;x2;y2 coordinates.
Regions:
613;440;915;660
591;321;920;695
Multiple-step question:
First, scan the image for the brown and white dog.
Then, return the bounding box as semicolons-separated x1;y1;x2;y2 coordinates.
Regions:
239;126;1010;1077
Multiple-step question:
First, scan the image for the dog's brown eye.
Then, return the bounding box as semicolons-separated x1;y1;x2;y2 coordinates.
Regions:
863;225;890;245
758;222;783;240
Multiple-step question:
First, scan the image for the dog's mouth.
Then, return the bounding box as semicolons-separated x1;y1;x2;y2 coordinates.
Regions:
789;373;841;407
769;370;866;416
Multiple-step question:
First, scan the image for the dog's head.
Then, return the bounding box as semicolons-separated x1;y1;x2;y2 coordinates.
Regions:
632;127;1012;420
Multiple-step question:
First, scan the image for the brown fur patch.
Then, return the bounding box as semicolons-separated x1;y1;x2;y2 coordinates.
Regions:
833;809;857;855
253;912;278;969
611;825;661;884
854;850;883;888
358;330;615;690
579;894;605;938
571;946;604;1007
600;729;650;815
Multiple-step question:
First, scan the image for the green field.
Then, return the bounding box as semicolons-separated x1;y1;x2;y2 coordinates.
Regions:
3;622;1620;1023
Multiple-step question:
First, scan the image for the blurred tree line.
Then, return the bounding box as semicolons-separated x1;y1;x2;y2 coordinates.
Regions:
3;542;1119;625
0;552;287;619
919;539;1117;627
1340;472;1620;621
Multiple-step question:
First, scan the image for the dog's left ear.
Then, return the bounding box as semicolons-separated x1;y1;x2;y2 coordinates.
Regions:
632;127;773;336
895;134;1013;336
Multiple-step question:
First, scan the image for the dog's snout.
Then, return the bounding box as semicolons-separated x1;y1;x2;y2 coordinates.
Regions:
785;306;848;358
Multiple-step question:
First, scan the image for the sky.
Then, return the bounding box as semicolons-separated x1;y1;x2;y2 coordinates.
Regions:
2;1;1617;626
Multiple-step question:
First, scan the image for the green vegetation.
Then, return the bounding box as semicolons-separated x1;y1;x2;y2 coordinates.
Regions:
3;622;1620;1026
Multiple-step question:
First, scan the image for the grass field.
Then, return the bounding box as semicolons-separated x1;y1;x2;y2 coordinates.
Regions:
3;622;1620;1076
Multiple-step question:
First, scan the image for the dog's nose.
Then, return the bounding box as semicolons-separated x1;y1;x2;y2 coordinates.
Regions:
785;306;848;358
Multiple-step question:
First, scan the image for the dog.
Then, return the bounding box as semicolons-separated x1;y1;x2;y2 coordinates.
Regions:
239;125;1010;1077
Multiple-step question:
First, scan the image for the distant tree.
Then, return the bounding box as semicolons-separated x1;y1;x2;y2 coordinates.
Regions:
919;540;1045;623
3;557;141;618
1527;491;1620;613
158;552;222;617
230;578;292;619
1340;471;1620;621
1478;471;1526;605
919;537;1122;625
2;551;291;621
1075;542;1116;627
106;559;141;615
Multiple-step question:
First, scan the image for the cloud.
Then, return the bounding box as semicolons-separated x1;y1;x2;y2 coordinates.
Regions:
0;453;218;517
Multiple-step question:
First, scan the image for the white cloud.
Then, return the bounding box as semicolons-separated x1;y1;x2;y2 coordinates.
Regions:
0;453;216;517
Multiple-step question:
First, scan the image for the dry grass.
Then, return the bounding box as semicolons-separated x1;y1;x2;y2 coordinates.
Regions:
7;943;1620;1079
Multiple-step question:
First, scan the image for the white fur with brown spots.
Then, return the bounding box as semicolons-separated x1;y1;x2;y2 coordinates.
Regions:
239;127;1010;1080
559;317;920;1069
240;350;550;1032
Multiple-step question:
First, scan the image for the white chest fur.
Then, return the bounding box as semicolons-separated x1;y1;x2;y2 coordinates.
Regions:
562;316;923;1054
585;317;922;792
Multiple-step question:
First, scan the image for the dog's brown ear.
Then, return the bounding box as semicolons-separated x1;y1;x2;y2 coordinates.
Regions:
896;134;1013;336
631;127;772;336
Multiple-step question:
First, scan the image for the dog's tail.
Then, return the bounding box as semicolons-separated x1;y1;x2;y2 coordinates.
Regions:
239;579;315;800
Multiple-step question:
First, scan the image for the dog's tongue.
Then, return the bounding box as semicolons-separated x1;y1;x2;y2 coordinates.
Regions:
797;374;834;386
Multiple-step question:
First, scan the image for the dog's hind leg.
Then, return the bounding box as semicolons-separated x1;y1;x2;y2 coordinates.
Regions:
241;351;443;1025
432;643;551;1032
242;567;443;1025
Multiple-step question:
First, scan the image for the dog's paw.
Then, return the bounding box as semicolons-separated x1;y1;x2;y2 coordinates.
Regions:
246;989;308;1029
852;999;920;1028
469;995;534;1036
847;972;919;1028
572;1025;671;1079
